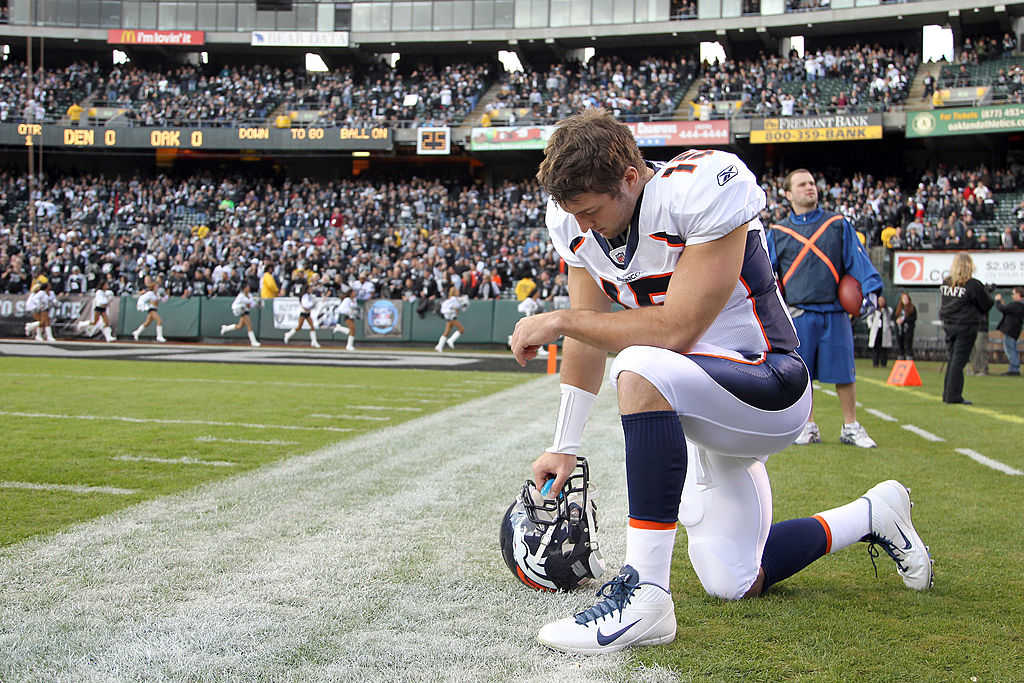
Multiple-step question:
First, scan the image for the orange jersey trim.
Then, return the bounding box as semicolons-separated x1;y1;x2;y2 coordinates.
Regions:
738;275;772;351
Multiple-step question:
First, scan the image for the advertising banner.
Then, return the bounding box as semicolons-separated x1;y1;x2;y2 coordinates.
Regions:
363;299;403;339
470;120;730;151
251;31;350;47
906;105;1024;138
625;120;730;146
272;297;356;330
0;294;118;338
749;113;883;144
107;30;205;46
893;251;1024;286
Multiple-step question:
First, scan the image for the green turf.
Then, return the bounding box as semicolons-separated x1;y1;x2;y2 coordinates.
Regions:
0;357;530;545
636;359;1024;681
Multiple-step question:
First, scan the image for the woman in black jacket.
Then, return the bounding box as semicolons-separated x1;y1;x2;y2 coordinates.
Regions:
893;291;918;360
939;252;994;404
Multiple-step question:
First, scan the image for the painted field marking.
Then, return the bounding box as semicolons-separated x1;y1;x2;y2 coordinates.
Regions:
349;405;423;412
865;408;898;422
901;424;945;442
954;448;1024;476
859;376;1024;425
309;413;391;421
0;410;353;433
113;455;237;468
0;373;476;395
821;388;838;397
1;481;139;495
195;436;299;446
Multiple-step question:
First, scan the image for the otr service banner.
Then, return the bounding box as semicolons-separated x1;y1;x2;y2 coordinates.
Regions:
749;113;883;144
3;124;393;151
893;251;1024;286
469;120;730;151
906;105;1024;138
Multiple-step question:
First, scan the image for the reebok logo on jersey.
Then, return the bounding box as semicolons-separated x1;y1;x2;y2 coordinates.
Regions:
717;165;738;186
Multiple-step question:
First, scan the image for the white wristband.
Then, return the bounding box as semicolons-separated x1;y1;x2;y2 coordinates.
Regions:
548;383;598;455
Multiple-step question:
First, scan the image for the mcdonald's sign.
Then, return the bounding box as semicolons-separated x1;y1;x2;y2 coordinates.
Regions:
107;30;205;46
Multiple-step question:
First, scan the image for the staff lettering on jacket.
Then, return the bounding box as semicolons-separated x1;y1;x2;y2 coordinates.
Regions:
940;285;966;297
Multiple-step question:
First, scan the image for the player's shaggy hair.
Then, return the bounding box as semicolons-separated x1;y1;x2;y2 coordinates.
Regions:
536;108;646;206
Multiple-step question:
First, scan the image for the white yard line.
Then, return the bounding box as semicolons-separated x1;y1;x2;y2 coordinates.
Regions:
348;405;423;412
821;388;838;397
901;424;945;442
195;436;299;446
113;455;238;468
0;481;138;495
309;413;391;421
0;410;353;433
954;448;1024;476
865;408;898;422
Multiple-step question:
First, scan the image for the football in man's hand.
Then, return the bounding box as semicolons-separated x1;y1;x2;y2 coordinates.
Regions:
838;274;862;316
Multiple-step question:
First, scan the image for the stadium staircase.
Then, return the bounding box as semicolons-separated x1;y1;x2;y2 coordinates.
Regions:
674;78;705;119
904;62;942;110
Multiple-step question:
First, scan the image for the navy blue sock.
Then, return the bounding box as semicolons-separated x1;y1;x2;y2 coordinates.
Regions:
760;518;829;590
621;410;686;524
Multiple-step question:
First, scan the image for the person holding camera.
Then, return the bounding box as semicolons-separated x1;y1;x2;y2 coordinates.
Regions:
938;252;994;404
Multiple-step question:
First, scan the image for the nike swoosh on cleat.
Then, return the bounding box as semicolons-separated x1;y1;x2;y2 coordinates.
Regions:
894;522;913;550
596;619;641;646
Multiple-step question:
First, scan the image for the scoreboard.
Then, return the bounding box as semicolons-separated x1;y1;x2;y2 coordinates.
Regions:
4;123;393;151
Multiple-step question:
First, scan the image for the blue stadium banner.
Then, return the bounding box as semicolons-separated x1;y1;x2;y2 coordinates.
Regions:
1;124;392;151
749;113;883;144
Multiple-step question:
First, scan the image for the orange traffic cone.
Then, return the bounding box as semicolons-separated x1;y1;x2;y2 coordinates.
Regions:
886;359;922;386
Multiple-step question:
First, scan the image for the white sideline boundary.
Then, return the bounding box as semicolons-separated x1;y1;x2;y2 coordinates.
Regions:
1;481;139;495
901;424;945;442
195;436;299;446
954;448;1024;476
309;413;391;422
0;375;669;681
113;455;238;468
864;408;898;423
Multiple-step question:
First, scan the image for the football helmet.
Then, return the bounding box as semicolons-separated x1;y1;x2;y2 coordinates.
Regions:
499;457;605;592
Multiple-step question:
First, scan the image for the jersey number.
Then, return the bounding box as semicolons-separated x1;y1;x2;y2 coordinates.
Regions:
661;149;715;178
601;273;672;307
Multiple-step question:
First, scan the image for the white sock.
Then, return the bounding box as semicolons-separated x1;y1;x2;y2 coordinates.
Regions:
133;325;143;335
309;330;318;346
26;321;40;333
815;498;870;553
447;330;461;346
248;331;259;345
624;522;676;589
103;326;114;341
437;335;447;346
156;325;164;337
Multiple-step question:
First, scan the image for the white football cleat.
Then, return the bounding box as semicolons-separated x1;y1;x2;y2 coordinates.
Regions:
840;421;877;448
861;480;933;591
794;421;820;445
537;565;676;655
283;330;294;344
155;336;167;343
220;324;231;335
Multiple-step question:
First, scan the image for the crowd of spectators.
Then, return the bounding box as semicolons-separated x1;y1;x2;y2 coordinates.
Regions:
760;163;1024;250
0;61;92;123
697;43;918;117
490;54;696;124
0;172;566;308
0;58;491;128
937;33;1023;102
4;159;1023;306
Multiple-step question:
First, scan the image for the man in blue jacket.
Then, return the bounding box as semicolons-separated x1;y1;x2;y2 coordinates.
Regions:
767;169;882;448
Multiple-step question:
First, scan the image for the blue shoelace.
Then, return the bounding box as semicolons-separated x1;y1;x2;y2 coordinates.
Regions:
574;573;638;626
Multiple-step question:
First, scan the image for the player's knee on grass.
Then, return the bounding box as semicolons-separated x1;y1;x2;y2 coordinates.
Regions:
688;537;760;601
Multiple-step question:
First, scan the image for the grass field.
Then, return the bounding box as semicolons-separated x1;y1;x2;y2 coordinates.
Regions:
1;353;1022;680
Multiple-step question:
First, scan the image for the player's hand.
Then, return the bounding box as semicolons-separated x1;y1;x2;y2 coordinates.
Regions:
532;451;577;498
510;310;561;366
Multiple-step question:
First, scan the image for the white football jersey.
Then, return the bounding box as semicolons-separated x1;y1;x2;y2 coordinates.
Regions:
300;292;317;312
440;296;464;320
232;291;256;316
137;290;159;311
547;150;798;356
